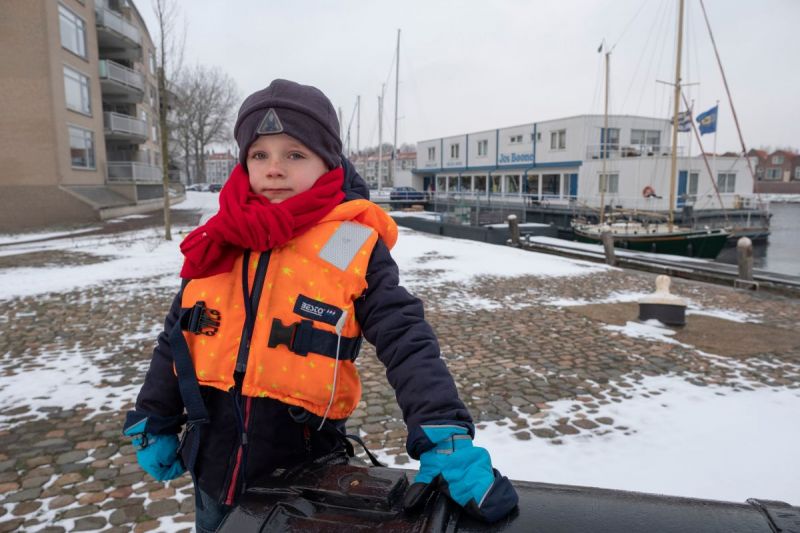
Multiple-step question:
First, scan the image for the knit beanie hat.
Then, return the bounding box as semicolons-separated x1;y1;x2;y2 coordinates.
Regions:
234;79;342;170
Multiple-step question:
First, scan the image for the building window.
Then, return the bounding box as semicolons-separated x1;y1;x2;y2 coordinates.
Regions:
59;5;86;58
766;167;782;180
772;154;784;165
510;134;523;144
427;147;435;161
795;167;800;180
599;173;619;194
688;172;699;197
718;172;736;193
64;66;91;114
68;126;95;169
550;130;566;150
477;139;488;156
152;124;158;142
149;51;157;74
603;128;620;148
450;143;460;158
631;129;661;146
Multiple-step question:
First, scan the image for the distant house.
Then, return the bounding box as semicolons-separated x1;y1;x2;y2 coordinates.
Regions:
0;0;178;231
750;149;800;194
350;151;417;189
204;151;237;185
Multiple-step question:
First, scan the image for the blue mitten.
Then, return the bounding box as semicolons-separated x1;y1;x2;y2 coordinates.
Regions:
123;418;185;482
403;425;518;523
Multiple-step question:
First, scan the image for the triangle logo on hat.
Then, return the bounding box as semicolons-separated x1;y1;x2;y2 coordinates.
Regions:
256;108;284;134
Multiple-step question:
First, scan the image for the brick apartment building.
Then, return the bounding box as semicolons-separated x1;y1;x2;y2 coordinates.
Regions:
0;0;178;231
749;149;800;194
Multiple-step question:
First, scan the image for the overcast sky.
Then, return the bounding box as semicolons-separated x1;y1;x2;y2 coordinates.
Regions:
138;0;799;154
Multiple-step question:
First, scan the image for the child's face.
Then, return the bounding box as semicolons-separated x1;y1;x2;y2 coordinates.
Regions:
246;133;328;203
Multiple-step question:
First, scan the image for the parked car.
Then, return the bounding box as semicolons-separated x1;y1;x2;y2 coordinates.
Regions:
389;186;425;202
208;183;223;193
186;184;203;192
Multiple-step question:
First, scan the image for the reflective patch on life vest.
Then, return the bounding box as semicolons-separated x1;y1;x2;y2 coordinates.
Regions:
293;294;343;326
318;222;372;271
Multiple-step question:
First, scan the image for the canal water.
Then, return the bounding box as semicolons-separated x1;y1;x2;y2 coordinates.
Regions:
715;202;800;277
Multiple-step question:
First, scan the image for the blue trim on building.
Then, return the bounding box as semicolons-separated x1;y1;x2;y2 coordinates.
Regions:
413;160;583;174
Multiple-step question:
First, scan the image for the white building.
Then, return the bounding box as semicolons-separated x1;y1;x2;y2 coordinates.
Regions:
351;152;416;189
415;115;755;212
204;151;237;185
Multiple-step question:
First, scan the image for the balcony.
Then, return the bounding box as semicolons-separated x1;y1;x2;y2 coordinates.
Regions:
107;162;162;183
586;144;684;160
103;112;147;142
98;60;144;103
95;2;142;60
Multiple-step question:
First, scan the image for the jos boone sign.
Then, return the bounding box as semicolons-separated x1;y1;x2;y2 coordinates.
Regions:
498;152;534;164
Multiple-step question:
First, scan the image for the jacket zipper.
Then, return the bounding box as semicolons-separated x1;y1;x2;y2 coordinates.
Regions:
222;250;270;505
225;395;252;505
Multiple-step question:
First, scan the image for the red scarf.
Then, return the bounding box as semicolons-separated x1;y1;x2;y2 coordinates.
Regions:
180;163;344;279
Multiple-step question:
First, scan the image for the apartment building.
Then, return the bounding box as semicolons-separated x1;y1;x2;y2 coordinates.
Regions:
750;149;800;194
0;0;175;231
204;151;237;185
350;151;416;189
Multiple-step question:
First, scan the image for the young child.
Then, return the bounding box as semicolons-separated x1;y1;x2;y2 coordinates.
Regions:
123;79;517;532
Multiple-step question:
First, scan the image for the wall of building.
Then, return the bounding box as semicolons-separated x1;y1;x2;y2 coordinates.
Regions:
53;0;108;187
0;0;63;187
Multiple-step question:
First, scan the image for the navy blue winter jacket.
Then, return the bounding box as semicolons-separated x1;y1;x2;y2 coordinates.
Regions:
128;157;473;504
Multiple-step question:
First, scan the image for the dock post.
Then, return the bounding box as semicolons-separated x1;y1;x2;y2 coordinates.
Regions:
508;214;520;246
601;231;616;266
735;237;758;290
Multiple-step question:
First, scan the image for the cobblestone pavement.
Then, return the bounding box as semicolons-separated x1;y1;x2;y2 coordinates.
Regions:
0;221;798;531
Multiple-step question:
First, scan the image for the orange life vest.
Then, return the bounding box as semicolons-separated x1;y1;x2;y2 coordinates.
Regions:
180;199;398;420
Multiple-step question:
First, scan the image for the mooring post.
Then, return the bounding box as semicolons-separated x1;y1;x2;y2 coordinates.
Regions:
734;236;758;290
600;231;616;266
737;237;753;281
508;214;520;246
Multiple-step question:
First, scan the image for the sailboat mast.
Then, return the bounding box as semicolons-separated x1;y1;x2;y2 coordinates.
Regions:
391;29;400;186
378;88;384;190
599;50;610;225
668;0;686;231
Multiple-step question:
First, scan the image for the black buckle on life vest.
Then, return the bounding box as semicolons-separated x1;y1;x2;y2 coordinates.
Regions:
268;318;313;356
187;301;221;337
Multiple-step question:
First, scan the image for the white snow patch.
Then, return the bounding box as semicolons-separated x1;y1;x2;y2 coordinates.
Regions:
379;375;800;504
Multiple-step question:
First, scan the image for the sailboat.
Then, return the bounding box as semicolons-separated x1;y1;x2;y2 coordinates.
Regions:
571;0;731;259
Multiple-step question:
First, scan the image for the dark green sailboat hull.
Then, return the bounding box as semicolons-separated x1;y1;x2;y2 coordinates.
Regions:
574;230;729;259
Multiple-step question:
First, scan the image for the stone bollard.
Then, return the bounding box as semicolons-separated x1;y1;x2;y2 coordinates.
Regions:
508;214;520;247
639;275;687;326
737;237;753;281
600;231;616;266
735;236;758;290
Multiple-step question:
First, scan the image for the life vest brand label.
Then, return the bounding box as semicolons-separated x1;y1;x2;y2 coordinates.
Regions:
293;294;343;326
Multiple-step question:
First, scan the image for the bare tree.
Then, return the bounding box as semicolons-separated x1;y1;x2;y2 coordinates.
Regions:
152;0;185;241
176;65;238;183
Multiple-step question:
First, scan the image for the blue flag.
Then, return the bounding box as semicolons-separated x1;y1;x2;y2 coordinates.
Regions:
696;105;718;135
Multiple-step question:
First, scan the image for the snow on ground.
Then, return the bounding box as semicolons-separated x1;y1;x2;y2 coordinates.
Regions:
378;375;800;503
0;192;797;506
392;227;608;289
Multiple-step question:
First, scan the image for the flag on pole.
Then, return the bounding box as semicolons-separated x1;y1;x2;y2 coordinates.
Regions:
677;109;692;132
696;105;718;135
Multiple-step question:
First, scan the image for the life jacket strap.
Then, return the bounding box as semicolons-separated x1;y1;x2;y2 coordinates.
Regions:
170;310;212;510
268;318;362;361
